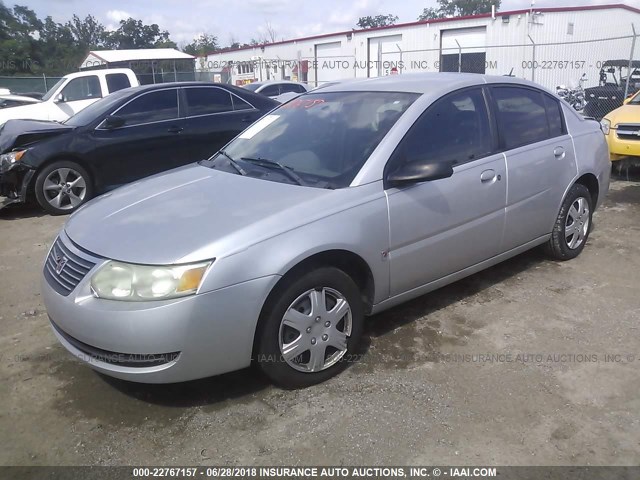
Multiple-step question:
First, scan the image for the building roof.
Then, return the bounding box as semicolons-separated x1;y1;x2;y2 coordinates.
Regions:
205;3;640;57
85;48;194;64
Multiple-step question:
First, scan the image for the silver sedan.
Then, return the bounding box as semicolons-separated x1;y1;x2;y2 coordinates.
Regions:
42;73;610;388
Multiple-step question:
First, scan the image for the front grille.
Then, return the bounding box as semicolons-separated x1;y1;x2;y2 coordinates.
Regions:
44;236;96;296
617;124;640;141
51;319;180;368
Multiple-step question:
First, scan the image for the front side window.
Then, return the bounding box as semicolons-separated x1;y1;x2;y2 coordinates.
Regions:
389;88;493;172
116;89;178;126
184;87;233;116
492;86;550;149
61;76;101;102
204;91;419;188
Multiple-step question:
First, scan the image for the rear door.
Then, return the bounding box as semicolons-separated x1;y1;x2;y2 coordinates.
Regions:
181;86;263;160
90;88;190;188
386;87;507;296
490;85;578;251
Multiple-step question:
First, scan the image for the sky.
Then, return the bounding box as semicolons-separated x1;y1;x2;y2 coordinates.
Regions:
13;0;640;47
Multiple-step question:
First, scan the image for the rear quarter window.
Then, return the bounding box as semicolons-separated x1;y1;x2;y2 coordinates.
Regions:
105;73;132;93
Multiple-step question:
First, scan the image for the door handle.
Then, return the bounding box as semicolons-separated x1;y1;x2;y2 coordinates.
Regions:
167;126;183;133
480;169;496;183
553;146;565;158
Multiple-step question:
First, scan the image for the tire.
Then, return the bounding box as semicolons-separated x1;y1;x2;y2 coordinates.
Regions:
255;267;364;388
34;161;93;215
544;183;593;261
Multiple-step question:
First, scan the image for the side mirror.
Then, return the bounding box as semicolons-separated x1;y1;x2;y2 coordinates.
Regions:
54;93;65;103
103;115;125;129
387;160;454;188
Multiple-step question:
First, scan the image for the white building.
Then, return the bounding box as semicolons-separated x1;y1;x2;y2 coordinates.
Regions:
200;4;640;92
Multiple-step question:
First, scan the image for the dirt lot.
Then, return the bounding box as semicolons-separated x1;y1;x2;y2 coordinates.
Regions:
0;174;639;467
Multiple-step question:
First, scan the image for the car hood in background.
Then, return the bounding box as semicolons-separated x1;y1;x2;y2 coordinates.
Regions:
65;163;358;265
0;119;73;153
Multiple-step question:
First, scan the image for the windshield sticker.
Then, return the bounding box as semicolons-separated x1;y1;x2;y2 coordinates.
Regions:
281;98;326;109
238;114;280;139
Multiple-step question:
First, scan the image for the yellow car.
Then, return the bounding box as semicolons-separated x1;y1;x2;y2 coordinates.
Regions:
601;91;640;161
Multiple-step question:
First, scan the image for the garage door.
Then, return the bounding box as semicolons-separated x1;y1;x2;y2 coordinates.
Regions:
368;34;403;78
314;41;344;86
440;27;487;74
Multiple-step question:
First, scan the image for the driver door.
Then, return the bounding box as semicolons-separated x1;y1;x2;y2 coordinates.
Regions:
50;75;103;121
385;87;507;296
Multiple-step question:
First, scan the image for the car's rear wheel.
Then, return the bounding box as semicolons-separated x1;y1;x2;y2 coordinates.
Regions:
34;161;93;215
545;183;593;260
256;267;364;388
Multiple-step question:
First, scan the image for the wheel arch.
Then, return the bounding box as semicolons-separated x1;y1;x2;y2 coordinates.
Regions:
574;172;599;209
32;154;95;193
251;248;376;359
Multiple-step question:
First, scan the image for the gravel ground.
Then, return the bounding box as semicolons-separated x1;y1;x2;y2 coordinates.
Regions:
0;174;639;466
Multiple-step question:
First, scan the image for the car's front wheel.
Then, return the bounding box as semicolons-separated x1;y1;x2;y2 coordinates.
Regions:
34;161;93;215
256;267;364;388
545;183;593;260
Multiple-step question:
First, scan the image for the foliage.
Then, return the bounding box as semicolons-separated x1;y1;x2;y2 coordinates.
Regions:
183;33;219;56
418;0;501;20
357;14;399;29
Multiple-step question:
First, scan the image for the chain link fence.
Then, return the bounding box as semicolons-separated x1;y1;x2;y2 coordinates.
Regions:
382;25;639;119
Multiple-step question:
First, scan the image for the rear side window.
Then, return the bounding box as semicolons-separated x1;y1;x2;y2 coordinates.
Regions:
61;76;101;102
544;94;565;138
492;86;550;149
184;87;233;116
231;95;254;111
116;89;178;126
392;87;493;168
105;73;131;93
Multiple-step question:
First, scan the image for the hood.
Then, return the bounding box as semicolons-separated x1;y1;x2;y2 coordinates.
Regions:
65;163;343;265
0;119;73;153
605;104;640;126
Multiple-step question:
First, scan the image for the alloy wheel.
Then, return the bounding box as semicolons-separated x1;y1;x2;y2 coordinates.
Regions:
42;167;87;211
565;196;590;250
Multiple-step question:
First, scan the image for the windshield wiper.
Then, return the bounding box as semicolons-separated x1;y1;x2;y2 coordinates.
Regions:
218;150;247;176
240;157;307;186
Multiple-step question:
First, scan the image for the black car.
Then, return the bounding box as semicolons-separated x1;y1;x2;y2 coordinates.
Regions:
0;82;277;214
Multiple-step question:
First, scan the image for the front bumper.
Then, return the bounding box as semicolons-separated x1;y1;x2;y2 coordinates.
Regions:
42;231;280;383
0;161;34;209
605;131;640;161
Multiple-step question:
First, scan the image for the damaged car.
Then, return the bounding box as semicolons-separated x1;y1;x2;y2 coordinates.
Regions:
0;82;277;214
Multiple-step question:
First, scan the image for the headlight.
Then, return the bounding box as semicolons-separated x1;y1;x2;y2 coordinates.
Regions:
91;260;212;301
600;118;611;135
0;149;26;165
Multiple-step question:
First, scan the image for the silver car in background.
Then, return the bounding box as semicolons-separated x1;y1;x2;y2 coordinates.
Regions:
42;73;610;388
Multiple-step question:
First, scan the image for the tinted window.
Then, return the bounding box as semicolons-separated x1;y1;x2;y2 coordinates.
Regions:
260;84;280;96
231;95;254;111
61;76;101;102
208;91;418;188
184;87;233;116
493;87;550;149
116;89;178;126
280;84;305;94
243;82;262;92
392;88;493;169
105;73;131;93
544;94;564;137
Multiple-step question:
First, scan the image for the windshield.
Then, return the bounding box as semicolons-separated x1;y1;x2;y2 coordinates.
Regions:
64;88;133;127
243;82;263;92
204;91;419;188
41;78;67;102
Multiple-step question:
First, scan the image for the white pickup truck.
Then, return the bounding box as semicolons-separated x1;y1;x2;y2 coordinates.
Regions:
0;68;139;127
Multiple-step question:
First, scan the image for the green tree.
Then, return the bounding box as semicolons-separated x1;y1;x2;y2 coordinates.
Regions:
418;0;500;20
357;14;399;29
183;33;218;56
104;18;176;49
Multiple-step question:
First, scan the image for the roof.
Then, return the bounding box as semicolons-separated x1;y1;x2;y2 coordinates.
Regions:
313;72;548;95
85;48;194;63
205;3;640;57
